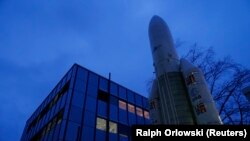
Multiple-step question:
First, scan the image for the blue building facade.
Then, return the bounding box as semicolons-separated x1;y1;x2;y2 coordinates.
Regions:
21;64;150;141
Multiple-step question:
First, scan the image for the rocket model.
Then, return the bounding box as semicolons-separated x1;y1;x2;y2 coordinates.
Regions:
148;15;222;125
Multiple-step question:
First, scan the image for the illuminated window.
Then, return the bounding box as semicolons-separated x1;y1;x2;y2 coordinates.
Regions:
96;117;106;131
109;121;117;133
119;100;127;110
127;104;135;113
136;107;143;117
144;111;150;119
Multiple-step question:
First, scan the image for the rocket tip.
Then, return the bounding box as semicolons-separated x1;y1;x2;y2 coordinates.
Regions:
149;15;164;25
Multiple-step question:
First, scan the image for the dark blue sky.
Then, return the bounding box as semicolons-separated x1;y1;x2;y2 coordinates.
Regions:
0;0;250;140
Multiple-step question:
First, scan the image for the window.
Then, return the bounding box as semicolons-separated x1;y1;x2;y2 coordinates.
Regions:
27;82;69;133
118;124;129;137
144;111;150;119
96;117;106;131
136;107;143;117
98;90;109;102
99;77;108;91
110;82;118;96
109;121;117;133
119;87;127;100
30;109;64;141
127;104;135;113
127;91;135;104
119;100;126;110
110;96;118;105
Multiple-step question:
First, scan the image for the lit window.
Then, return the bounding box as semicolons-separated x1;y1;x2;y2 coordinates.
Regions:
119;100;127;110
136;107;143;117
144;111;150;119
127;104;135;113
109;121;117;133
96;117;106;131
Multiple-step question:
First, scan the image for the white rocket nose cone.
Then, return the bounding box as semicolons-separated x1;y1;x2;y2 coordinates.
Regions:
148;15;180;75
148;15;174;50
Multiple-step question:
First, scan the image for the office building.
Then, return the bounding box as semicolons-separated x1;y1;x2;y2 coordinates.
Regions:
21;64;150;141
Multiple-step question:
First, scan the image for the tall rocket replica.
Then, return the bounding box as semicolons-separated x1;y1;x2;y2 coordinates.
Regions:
148;15;222;125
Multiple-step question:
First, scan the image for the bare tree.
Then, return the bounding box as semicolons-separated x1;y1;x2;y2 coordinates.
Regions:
180;43;250;124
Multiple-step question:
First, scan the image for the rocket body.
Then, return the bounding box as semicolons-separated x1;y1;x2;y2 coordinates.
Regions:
148;16;195;124
148;15;222;125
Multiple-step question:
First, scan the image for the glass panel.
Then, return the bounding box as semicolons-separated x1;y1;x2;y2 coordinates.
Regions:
109;105;118;122
87;85;98;98
119;87;126;100
58;120;66;139
95;129;106;141
119;109;127;124
97;100;107;118
109;121;117;134
69;106;83;124
72;92;85;108
52;124;60;141
136;107;143;117
98;90;109;102
127;104;135;114
109;133;118;141
74;79;87;93
127;91;135;104
81;126;94;141
135;95;142;107
88;72;98;88
99;77;108;92
118;124;129;137
96;117;106;131
128;113;136;126
85;96;97;113
119;100;126;110
76;67;88;81
65;122;79;141
110;82;118;96
110;96;118;105
137;116;144;124
83;110;96;127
